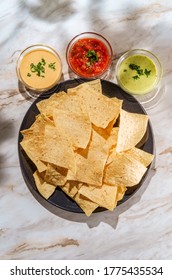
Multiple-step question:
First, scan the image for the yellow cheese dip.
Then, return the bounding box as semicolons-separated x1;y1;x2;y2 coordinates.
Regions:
118;55;157;94
19;49;62;90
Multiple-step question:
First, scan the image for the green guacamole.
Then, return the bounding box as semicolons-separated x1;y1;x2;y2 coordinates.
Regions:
119;55;157;94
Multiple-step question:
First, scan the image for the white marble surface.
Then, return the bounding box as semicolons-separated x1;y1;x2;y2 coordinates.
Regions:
1;0;172;260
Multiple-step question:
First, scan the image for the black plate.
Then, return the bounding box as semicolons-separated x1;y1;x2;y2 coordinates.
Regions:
18;79;155;214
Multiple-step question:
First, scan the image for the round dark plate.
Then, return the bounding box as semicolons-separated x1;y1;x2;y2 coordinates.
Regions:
18;79;155;215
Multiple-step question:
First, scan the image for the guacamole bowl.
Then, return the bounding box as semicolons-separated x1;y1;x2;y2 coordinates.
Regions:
116;49;162;96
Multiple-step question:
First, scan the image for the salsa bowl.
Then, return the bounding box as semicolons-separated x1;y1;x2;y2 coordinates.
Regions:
66;32;113;79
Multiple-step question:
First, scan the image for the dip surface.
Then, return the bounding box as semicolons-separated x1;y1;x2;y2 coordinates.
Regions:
69;38;110;77
118;55;157;94
19;49;62;90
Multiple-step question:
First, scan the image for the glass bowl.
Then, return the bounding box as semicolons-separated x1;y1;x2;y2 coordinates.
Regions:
66;32;113;79
116;49;163;108
16;44;62;96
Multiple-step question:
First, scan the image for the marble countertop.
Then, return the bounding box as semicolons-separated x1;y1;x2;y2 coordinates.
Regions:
1;0;172;260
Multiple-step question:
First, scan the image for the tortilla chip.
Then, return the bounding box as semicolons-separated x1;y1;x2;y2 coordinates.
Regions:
67;79;102;95
112;97;122;103
44;163;68;186
21;128;34;140
116;186;127;202
106;147;115;165
56;92;86;115
106;127;119;149
74;193;98;216
38;92;86;119
86;79;102;93
60;180;82;198
33;171;56;199
36;91;66;114
40;125;76;173
20;114;53;172
53;108;91;149
116;109;149;152
104;152;147;187
21;114;53;137
21;140;47;173
68;127;110;186
104;127;119;164
125;147;154;167
79;183;118;211
69;84;122;128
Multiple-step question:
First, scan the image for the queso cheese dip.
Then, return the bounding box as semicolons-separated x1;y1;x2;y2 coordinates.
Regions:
19;49;62;90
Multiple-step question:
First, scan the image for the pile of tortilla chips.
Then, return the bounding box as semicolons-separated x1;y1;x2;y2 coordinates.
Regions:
20;80;154;216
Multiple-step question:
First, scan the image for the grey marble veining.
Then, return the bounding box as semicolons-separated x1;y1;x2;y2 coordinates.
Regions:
1;0;172;260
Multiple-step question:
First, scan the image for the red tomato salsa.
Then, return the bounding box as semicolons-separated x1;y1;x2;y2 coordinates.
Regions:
69;38;111;77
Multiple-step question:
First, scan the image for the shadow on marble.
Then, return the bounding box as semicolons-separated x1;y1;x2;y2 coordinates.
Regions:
0;111;16;145
0;111;16;182
85;0;153;54
18;81;33;102
22;0;75;23
68;68;78;80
